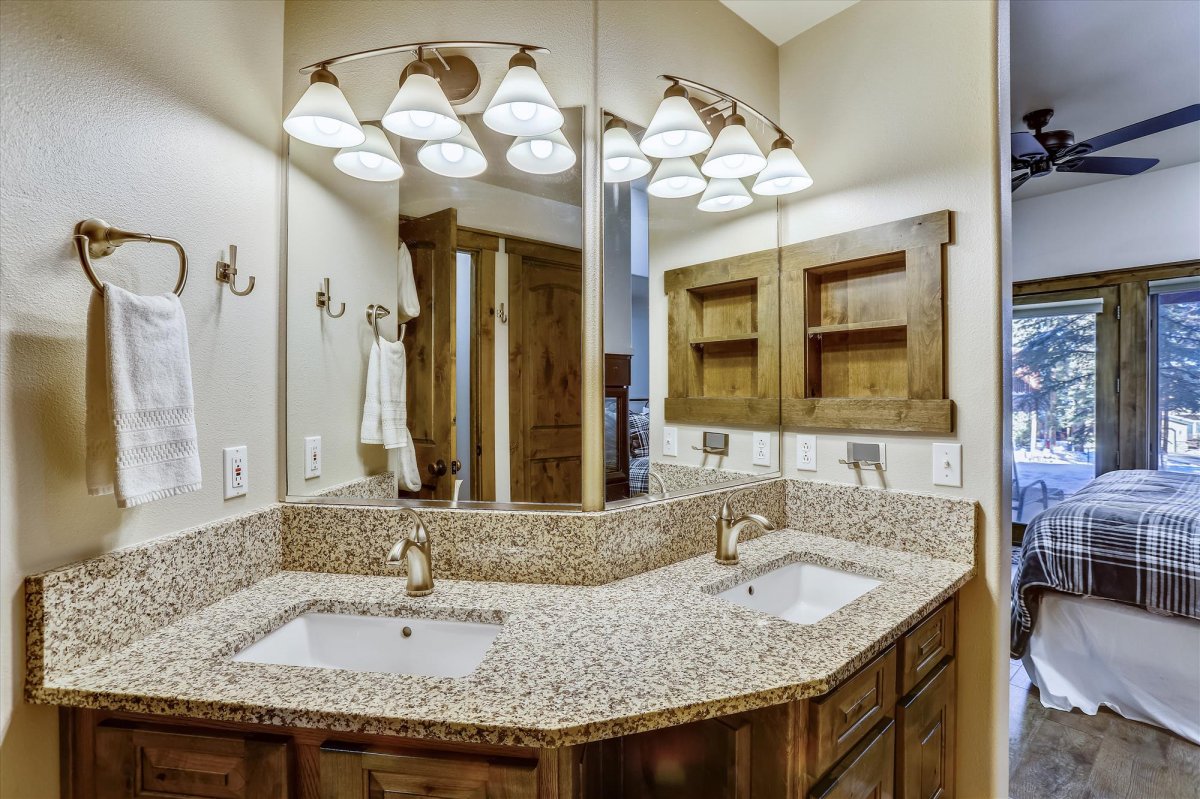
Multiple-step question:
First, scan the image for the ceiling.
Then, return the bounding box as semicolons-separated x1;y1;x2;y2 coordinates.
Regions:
719;0;859;46
1011;0;1200;198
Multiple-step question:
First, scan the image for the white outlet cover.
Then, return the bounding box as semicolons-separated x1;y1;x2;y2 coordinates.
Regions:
795;434;817;471
932;442;962;487
662;426;678;457
304;435;322;479
222;446;247;499
752;432;772;466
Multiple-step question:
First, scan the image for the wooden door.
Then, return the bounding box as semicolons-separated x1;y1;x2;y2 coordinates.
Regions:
399;209;458;500
508;239;583;504
896;661;955;799
320;746;538;799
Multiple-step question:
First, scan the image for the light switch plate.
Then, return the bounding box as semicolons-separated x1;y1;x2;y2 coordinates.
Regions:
304;436;322;479
222;446;247;499
662;426;678;457
932;442;962;487
751;432;771;466
795;434;817;471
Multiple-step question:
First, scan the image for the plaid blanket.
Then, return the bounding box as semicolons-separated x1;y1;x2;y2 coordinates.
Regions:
1011;469;1200;657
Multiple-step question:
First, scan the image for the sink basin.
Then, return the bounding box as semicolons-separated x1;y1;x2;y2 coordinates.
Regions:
231;613;502;677
718;563;881;624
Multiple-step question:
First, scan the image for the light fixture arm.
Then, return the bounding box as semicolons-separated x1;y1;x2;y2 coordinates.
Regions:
659;74;787;138
300;41;550;75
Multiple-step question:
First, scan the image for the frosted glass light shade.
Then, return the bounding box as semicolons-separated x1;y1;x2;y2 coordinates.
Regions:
697;177;752;213
418;123;488;178
507;128;576;174
284;78;365;148
603;122;651;182
333;125;404;182
753;145;813;195
382;70;462;141
483;55;564;136
640;91;713;159
648;157;706;198
702;115;767;178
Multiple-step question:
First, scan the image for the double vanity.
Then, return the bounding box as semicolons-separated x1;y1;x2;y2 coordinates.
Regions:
27;479;975;798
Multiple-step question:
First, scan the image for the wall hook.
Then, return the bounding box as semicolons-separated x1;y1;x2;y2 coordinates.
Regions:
215;245;256;296
496;302;509;324
315;277;346;318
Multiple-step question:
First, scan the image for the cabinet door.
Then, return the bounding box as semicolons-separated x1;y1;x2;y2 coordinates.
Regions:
809;719;894;799
896;660;955;799
618;716;752;799
93;724;288;799
319;746;538;799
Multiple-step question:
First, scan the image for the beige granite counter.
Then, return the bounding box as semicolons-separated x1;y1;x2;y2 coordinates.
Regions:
26;527;972;748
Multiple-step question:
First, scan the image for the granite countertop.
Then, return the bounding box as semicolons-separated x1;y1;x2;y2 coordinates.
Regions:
29;528;972;748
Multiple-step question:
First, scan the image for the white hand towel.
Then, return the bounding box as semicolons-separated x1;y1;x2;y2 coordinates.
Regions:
360;340;383;445
86;284;202;507
377;337;408;449
394;429;422;493
397;242;420;321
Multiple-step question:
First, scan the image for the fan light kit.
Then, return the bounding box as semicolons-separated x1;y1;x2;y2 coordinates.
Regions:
284;41;572;182
605;75;814;213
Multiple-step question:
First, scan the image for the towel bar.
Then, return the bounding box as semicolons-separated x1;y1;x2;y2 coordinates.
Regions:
73;218;188;296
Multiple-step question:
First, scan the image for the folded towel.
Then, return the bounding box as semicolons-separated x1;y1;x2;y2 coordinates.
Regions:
86;284;202;507
398;242;420;321
394;429;422;493
360;341;382;445
361;337;408;449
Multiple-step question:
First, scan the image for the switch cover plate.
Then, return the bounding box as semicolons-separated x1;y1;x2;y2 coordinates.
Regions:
752;432;771;466
932;442;962;487
795;434;817;471
662;426;678;457
222;446;247;499
304;436;322;479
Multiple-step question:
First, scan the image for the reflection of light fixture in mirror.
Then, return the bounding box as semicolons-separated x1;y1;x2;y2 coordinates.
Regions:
507;128;576;174
284;68;365;148
648;156;706;198
382;57;462;141
640;82;713;158
602;117;651;182
697;177;752;212
333;124;404;181
753;136;813;195
484;50;564;136
702;112;766;178
418;123;487;177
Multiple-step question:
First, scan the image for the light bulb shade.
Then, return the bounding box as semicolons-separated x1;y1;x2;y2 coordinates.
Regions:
284;78;365;148
640;93;713;158
647;157;706;198
697;177;752;213
483;64;564;136
507;128;576;174
753;146;813;195
418;123;488;178
382;71;462;141
602;123;652;182
333;125;404;182
702;115;767;178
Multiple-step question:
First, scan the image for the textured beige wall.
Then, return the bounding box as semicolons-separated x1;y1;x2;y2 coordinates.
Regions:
777;2;1006;795
0;1;285;794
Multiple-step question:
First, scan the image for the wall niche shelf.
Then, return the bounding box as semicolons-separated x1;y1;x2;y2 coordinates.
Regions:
664;249;779;427
781;210;954;433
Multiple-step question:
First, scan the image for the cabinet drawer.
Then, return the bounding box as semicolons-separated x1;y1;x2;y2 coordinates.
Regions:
319;745;539;798
94;724;288;799
807;646;897;780
809;719;895;799
897;659;956;799
898;600;955;696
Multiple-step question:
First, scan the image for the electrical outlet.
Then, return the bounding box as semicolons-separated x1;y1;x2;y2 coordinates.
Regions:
222;446;247;499
304;436;322;479
752;432;771;466
795;434;817;471
932;442;962;487
662;426;678;457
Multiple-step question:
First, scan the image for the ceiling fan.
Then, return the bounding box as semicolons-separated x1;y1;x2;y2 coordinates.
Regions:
1011;103;1200;192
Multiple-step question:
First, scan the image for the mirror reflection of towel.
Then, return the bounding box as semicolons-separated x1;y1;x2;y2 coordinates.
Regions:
398;242;420;321
360;338;421;492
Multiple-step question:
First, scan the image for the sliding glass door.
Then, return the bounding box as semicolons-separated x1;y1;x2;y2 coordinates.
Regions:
1151;279;1200;474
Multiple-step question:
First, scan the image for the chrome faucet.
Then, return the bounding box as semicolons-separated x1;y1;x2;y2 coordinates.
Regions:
713;487;776;565
646;470;667;496
385;507;434;596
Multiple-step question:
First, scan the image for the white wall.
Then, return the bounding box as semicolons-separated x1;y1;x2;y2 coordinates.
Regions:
1012;162;1200;281
776;2;1005;796
0;1;285;794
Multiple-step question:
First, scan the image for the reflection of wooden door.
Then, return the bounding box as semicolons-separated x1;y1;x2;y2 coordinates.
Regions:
509;240;583;503
399;209;457;500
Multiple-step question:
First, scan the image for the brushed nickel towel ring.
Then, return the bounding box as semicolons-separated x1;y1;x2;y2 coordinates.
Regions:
367;303;390;339
316;277;346;318
72;218;188;296
215;245;256;296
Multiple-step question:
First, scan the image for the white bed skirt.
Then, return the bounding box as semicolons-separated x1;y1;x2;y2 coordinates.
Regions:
1023;592;1200;744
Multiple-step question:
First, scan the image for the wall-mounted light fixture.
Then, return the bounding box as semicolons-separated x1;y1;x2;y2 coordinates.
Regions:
640;82;714;159
283;68;366;148
702;110;766;178
507;128;576;174
647;156;705;198
697;177;752;213
334;124;405;181
484;49;564;136
418;123;488;178
602;115;652;183
753;135;813;195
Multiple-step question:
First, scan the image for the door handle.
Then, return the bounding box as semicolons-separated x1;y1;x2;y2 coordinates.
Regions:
450;459;462;475
427;459;448;477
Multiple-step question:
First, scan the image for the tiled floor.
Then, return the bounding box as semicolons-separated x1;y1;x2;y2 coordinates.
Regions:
1009;660;1200;799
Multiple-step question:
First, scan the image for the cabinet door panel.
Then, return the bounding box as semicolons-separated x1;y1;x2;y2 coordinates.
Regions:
809;719;895;799
896;660;955;799
898;600;955;696
320;747;537;799
808;647;897;780
619;716;752;799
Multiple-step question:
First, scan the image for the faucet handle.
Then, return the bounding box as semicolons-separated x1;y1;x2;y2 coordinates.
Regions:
719;486;756;521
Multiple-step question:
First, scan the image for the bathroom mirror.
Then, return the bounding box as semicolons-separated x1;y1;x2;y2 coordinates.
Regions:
283;3;593;508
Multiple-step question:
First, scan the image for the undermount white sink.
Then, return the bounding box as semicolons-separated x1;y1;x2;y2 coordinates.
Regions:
231;613;502;678
718;562;882;624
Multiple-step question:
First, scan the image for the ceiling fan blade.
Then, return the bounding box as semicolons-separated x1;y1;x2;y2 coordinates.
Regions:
1056;156;1159;176
1012;131;1048;160
1059;104;1200;159
1012;172;1031;192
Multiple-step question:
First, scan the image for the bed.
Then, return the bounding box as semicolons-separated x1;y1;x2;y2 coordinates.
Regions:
1011;469;1200;742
